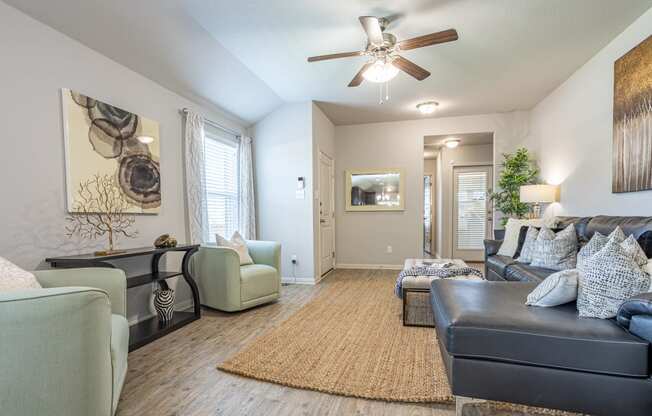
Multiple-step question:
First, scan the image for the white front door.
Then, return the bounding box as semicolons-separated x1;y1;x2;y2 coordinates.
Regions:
319;152;335;276
452;165;493;261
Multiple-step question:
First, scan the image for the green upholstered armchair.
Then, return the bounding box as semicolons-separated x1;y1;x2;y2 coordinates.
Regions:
0;268;128;416
194;240;281;312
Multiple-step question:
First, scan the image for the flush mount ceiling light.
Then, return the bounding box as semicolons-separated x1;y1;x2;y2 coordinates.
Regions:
362;59;399;83
445;138;460;148
137;135;155;144
417;101;439;114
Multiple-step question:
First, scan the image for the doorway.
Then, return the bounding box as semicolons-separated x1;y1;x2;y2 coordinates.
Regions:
452;165;493;261
318;151;335;278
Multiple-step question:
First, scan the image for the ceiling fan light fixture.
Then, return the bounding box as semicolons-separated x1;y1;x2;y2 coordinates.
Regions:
445;138;461;149
362;59;399;83
416;101;439;114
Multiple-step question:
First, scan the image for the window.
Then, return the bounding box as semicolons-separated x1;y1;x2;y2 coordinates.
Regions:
455;171;487;250
204;126;238;242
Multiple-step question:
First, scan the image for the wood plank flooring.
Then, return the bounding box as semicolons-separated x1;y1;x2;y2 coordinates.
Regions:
116;267;544;416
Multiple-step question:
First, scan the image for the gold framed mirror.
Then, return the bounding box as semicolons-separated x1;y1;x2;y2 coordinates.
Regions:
345;169;405;211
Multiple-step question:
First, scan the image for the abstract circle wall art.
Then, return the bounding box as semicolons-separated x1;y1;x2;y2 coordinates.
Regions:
62;88;161;213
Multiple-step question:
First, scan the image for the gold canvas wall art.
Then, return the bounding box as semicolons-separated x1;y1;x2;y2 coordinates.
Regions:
62;89;161;213
613;35;652;193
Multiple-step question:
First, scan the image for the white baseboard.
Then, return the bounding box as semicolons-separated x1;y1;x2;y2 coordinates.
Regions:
127;298;195;326
335;263;403;270
281;276;316;285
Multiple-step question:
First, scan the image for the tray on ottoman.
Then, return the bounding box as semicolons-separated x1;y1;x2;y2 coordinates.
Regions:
401;259;482;327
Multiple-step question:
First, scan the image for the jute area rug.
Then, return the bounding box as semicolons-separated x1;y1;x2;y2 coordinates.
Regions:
218;270;577;415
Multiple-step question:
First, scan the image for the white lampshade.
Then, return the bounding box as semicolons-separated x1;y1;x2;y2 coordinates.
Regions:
520;184;559;203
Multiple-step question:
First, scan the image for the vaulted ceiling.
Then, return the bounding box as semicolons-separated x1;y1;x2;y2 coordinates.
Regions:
6;0;651;125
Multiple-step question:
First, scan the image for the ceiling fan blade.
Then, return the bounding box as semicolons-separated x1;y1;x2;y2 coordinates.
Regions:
348;62;373;87
393;56;430;80
397;29;458;51
307;51;364;62
359;16;384;47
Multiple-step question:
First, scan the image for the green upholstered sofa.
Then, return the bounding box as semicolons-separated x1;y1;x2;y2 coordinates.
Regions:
0;268;128;416
194;240;281;312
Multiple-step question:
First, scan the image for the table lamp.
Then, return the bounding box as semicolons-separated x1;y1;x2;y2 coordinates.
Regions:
520;184;559;218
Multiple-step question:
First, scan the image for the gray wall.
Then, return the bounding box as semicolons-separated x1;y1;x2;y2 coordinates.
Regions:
334;113;528;267
252;102;316;282
524;7;652;218
0;2;246;323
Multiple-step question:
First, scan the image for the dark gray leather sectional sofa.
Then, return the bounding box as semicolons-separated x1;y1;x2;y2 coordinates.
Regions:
430;216;652;415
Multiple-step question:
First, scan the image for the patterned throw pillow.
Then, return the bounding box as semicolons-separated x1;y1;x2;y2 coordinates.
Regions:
577;232;607;270
609;226;626;243
516;227;539;264
577;238;651;318
621;235;648;267
530;224;578;271
0;256;42;292
526;269;579;307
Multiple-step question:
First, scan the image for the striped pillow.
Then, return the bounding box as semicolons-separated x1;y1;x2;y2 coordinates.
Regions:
530;224;578;271
526;269;578;307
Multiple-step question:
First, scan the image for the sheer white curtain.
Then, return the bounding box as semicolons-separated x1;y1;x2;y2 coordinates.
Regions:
183;110;210;244
238;136;256;240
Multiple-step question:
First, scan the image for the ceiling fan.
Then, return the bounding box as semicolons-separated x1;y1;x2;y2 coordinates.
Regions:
307;16;458;87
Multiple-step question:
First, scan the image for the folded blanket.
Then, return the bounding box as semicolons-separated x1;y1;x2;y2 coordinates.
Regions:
395;264;483;298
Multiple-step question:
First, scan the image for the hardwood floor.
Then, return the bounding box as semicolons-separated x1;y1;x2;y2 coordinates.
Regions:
115;268;536;416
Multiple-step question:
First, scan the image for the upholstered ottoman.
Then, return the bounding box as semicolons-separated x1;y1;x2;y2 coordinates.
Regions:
400;258;482;326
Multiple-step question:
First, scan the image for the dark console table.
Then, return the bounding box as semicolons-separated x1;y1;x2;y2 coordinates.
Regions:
46;244;200;351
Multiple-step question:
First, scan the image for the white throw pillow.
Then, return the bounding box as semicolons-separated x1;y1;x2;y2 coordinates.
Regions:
216;231;254;265
0;256;42;292
498;218;558;257
526;269;579;307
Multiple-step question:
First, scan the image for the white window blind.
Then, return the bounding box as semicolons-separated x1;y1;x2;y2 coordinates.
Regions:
204;126;238;242
456;171;487;250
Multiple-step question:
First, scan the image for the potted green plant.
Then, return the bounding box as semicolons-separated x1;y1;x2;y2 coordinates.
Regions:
490;148;538;232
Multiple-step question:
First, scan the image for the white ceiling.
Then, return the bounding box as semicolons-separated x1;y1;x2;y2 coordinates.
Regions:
2;0;283;125
6;0;651;126
425;132;494;148
185;0;651;124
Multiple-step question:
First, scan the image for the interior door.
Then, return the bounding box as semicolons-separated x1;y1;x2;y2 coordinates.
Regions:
452;165;493;261
423;175;432;254
319;152;335;276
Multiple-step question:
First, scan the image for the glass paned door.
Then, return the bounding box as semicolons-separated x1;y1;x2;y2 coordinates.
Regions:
453;165;493;261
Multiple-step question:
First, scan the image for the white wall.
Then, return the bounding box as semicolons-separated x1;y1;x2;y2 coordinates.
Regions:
438;144;494;258
334;112;528;267
524;8;652;217
252;102;315;282
312;103;335;280
0;2;246;323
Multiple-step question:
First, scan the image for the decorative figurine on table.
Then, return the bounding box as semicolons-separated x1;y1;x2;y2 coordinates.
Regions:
154;234;178;248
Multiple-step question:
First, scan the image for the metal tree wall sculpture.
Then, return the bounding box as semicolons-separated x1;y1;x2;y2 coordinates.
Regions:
66;173;137;255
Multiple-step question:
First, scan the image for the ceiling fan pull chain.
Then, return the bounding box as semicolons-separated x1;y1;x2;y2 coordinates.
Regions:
385;81;390;102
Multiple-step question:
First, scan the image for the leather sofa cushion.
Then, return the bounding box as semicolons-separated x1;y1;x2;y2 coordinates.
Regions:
430;280;649;377
585;216;652;257
504;263;556;283
486;255;516;275
240;264;279;302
